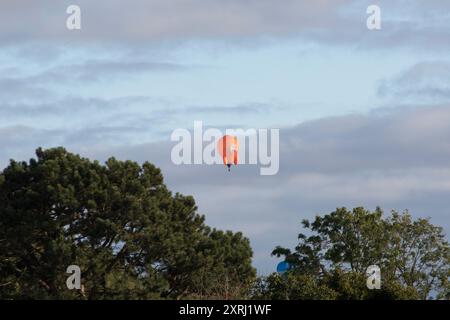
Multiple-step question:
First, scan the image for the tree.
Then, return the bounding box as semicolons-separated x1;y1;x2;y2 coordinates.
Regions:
251;273;337;300
0;147;255;299
270;207;449;300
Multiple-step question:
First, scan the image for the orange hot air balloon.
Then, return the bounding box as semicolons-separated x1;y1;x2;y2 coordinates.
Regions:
217;135;239;171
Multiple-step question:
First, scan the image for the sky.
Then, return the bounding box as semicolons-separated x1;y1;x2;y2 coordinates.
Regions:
1;0;450;274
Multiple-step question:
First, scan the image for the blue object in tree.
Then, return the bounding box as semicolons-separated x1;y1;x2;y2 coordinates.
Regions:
276;261;290;273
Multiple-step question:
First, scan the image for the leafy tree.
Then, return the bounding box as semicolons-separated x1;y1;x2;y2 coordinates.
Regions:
0;147;255;299
270;207;449;300
251;273;337;300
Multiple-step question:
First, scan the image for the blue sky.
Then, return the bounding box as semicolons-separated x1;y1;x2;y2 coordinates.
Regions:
1;0;450;274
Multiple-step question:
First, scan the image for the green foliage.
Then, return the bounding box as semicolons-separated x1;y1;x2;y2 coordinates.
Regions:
269;207;449;300
0;147;255;299
251;273;337;300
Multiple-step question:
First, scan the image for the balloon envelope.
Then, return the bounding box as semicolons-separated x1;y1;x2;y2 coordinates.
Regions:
276;261;290;273
217;135;239;166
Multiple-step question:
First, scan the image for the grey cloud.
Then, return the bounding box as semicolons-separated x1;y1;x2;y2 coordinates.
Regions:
1;43;65;63
0;77;52;102
1;91;279;147
1;0;449;52
378;61;450;102
0;60;188;88
0;0;351;42
44;60;189;83
182;102;275;115
282;106;450;175
0;125;64;166
0;95;171;121
63;125;145;146
0;97;112;120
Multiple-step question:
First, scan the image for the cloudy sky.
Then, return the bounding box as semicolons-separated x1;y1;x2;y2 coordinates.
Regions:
1;0;449;274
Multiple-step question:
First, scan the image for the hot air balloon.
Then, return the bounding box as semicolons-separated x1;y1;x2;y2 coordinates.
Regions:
276;261;290;274
217;135;238;171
